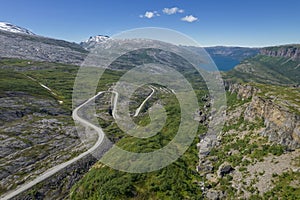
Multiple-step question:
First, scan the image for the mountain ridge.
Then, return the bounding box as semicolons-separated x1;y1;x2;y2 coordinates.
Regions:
260;44;300;61
0;29;87;65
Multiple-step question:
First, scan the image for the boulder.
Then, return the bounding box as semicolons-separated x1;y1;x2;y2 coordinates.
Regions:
218;162;234;177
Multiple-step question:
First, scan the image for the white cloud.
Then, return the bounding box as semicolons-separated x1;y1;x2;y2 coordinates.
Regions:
140;11;159;19
181;15;198;22
163;7;184;15
145;11;154;18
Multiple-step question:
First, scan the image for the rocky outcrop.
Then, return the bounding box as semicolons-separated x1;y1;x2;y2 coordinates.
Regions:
0;92;68;126
217;163;234;177
228;83;260;100
230;83;300;149
245;96;300;149
260;45;300;61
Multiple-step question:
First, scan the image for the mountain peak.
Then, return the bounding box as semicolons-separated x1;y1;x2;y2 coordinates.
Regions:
0;22;35;35
85;35;110;43
80;35;110;50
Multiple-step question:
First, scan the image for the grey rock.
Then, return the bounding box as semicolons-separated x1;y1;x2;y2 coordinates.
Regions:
206;189;226;200
228;83;300;149
0;30;87;65
245;95;300;149
260;45;300;62
218;163;234;177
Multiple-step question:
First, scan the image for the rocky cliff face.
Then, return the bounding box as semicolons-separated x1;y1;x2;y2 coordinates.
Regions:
229;83;300;149
260;45;300;61
228;83;260;100
245;96;300;149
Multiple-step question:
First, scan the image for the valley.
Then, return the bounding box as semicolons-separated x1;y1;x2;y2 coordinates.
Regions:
0;22;299;200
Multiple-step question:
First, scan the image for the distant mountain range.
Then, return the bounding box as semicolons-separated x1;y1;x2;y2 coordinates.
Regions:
0;21;299;77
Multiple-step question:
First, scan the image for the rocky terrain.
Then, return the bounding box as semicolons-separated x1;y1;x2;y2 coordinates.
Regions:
229;83;300;149
0;58;96;198
0;30;87;65
0;92;88;196
0;22;299;199
196;82;300;199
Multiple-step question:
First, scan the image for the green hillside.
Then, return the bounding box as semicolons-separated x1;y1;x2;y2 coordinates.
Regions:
225;55;300;85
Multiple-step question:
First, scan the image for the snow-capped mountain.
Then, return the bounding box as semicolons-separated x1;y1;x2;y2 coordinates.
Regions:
85;35;110;43
80;35;110;50
0;22;35;35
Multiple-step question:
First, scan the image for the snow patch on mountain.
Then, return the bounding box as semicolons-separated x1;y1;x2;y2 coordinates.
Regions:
80;35;110;50
0;22;35;35
85;35;110;43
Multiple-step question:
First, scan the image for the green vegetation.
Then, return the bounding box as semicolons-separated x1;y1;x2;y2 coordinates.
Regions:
0;58;124;111
71;82;208;199
263;44;300;51
225;54;300;85
0;57;209;199
249;82;300;115
2;48;299;199
70;156;203;200
226;91;251;110
68;47;211;199
0;69;50;97
212;116;284;170
263;171;300;199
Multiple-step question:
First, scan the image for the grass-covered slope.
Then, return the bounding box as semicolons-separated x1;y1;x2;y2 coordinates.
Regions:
225;55;300;85
70;85;208;200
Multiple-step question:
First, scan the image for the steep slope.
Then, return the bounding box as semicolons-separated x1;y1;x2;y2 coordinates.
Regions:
0;29;88;65
0;22;35;35
225;45;300;85
197;83;300;199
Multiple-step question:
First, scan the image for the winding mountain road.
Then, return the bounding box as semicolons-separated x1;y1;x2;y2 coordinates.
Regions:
133;86;155;117
0;91;111;200
1;87;154;199
111;91;118;119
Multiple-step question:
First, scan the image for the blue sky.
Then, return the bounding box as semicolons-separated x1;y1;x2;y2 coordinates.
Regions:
1;0;300;47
